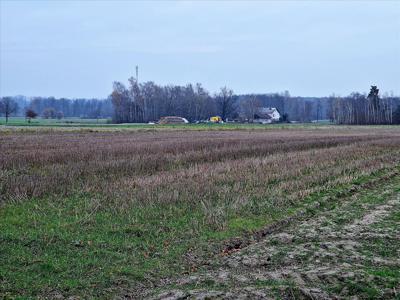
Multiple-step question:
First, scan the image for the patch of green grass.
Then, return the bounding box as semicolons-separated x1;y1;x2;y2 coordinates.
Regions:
362;238;399;258
227;216;267;232
0;197;205;298
343;281;381;299
1;167;400;298
253;278;292;288
364;269;400;295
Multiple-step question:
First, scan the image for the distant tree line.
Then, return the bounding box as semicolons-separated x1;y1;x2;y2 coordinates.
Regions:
110;78;338;124
1;84;400;124
0;96;113;122
110;77;343;124
28;97;113;119
110;78;237;123
328;86;398;125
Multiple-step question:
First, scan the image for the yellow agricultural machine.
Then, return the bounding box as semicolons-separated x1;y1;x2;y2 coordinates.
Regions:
210;116;223;123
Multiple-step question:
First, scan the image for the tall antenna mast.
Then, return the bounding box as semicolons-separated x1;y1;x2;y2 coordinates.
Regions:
135;65;139;82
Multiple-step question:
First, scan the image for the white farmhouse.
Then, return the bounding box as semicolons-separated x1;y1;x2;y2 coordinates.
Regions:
254;107;281;124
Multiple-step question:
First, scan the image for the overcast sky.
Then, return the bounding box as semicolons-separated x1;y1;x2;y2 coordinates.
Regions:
1;1;399;98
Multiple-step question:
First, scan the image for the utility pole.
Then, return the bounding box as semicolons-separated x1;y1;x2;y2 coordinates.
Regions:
135;65;139;82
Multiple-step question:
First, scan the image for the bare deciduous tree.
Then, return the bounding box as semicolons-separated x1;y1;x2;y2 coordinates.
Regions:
215;87;235;121
0;97;19;123
240;95;261;122
42;108;56;119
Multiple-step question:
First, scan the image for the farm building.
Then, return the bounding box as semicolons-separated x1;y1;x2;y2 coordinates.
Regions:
254;107;281;124
158;116;189;124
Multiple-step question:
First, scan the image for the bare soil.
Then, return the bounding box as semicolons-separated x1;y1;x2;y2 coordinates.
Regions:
145;183;400;299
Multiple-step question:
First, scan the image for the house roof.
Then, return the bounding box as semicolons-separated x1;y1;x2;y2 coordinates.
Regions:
254;107;279;119
259;107;278;114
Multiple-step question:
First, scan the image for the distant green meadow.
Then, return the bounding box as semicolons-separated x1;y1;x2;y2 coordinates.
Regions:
1;116;334;130
0;116;110;126
1;117;399;133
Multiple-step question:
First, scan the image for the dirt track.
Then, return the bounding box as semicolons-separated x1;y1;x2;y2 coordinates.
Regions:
146;179;400;299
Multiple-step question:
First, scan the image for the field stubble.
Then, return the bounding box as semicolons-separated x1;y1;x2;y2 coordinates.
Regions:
1;127;400;298
2;129;400;222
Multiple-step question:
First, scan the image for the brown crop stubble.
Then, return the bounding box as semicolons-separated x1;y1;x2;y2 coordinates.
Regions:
1;128;400;228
